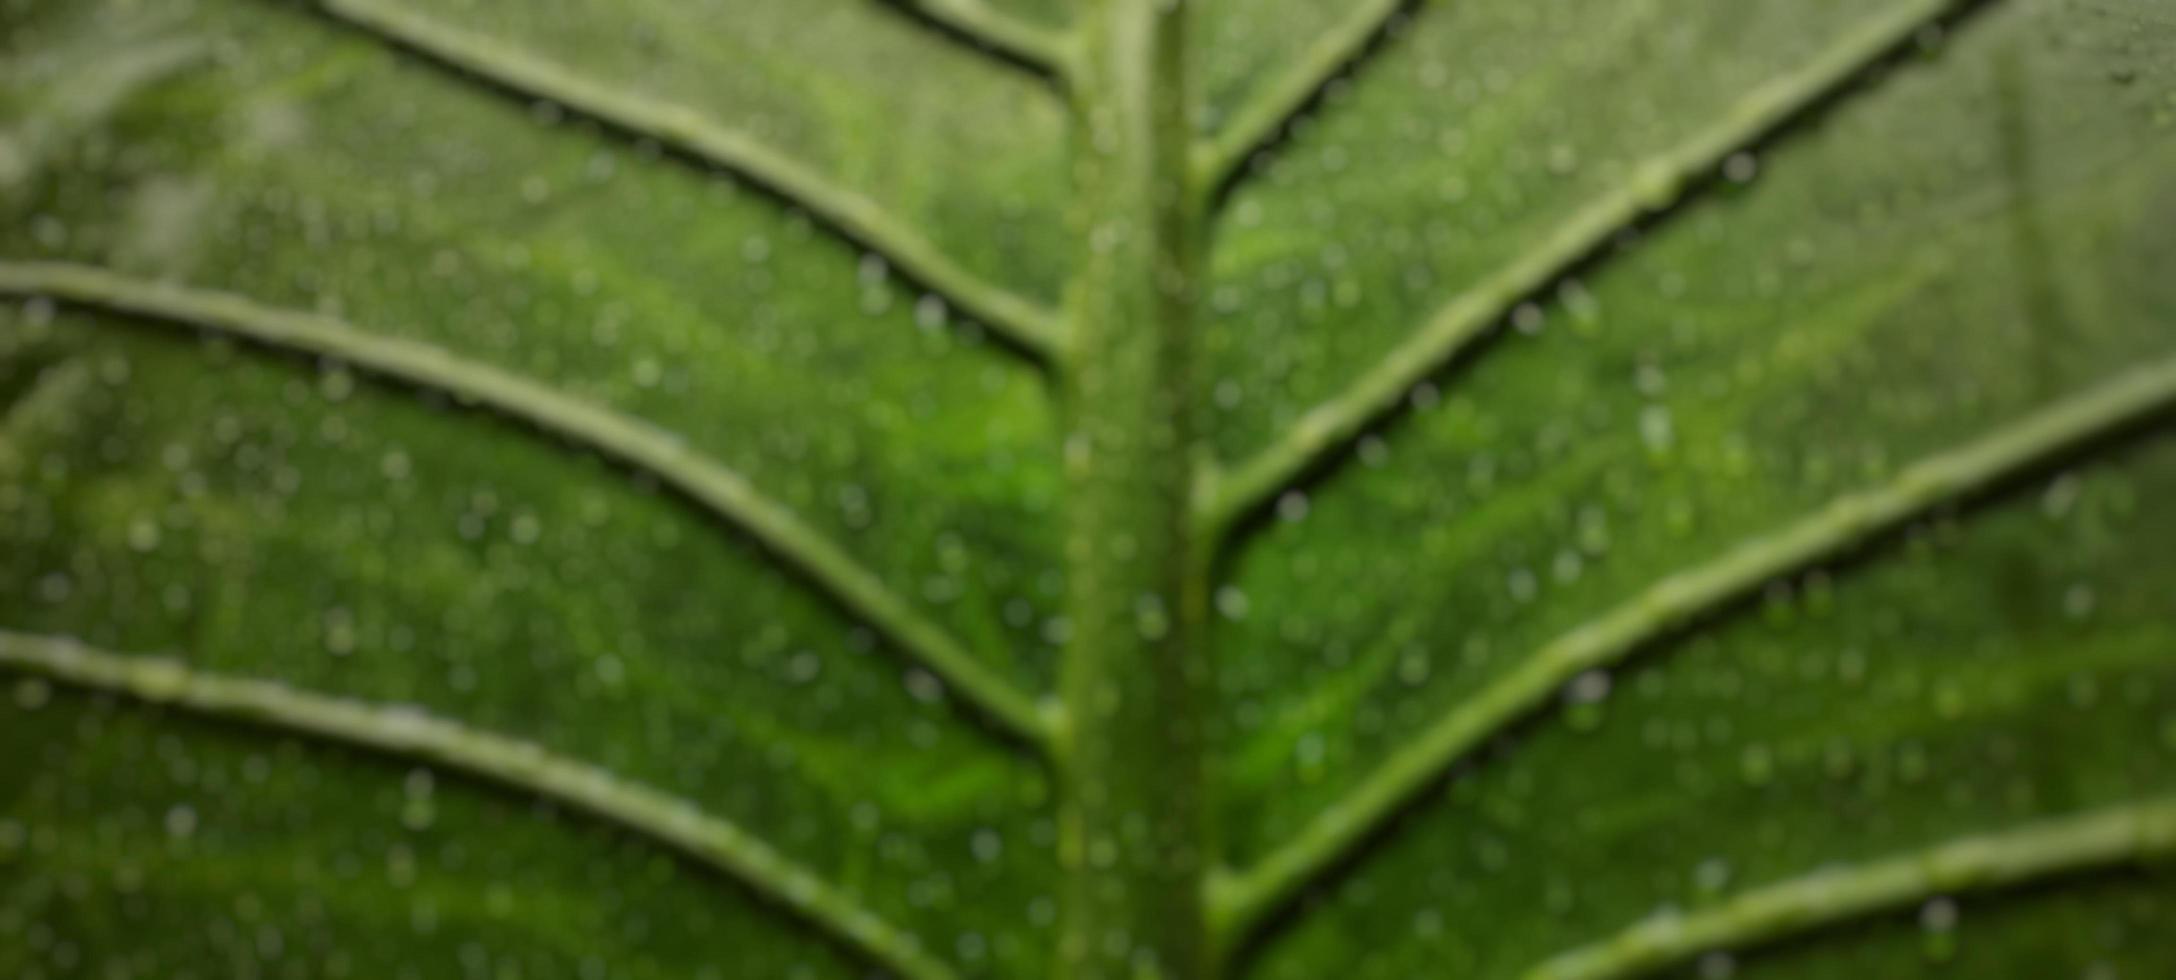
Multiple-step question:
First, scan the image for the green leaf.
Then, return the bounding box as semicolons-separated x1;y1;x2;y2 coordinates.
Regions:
3;1;2174;978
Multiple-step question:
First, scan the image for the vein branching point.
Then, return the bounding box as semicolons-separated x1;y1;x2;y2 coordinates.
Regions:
1523;796;2176;980
0;630;963;980
0;261;1050;747
320;0;1068;361
1199;0;1975;538
1214;352;2176;940
1192;0;1410;193
891;0;1078;77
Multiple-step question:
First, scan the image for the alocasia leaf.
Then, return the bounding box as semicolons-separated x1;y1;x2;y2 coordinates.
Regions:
2;1;2173;978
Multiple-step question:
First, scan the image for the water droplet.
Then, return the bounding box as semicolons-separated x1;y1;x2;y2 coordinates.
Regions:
1639;405;1675;452
163;804;198;840
1512;302;1546;336
1214;585;1250;622
1918;896;1960;963
1722;151;1760;184
1564;669;1611;731
1134;593;1171;641
971;828;1003;864
402;768;436;830
915;296;948;333
12;677;50;710
322;607;358;657
1506;568;1538;604
904;669;944;704
1357;434;1390;467
594;654;626;689
1697;951;1737;979
1694;856;1732;895
126;516;162;553
1552;549;1584;584
1396;649;1431;686
1739;744;1775;786
2041;473;2081;519
1295;732;1327;782
1577;506;1612;555
1546;143;1579;176
2061;583;2097;621
386;843;418;888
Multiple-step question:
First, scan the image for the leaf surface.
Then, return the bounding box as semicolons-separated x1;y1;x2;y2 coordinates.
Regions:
3;0;2174;978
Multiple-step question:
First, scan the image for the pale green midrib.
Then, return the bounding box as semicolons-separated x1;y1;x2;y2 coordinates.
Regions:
1198;0;1972;538
1521;796;2176;980
897;0;1077;77
0;630;963;980
1192;0;1408;191
316;0;1066;361
0;260;1052;746
1050;1;1215;977
1211;351;2176;939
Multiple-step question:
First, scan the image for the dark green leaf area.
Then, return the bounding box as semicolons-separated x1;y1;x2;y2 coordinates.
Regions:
1214;0;2176;860
0;690;867;980
0;306;1057;978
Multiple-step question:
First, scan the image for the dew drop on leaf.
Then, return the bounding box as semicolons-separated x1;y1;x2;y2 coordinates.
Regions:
1722;151;1760;184
162;804;197;841
321;606;357;657
12;677;50;711
1412;907;1444;940
1739;744;1775;786
1134;593;1171;641
2062;583;2097;621
1506;567;1538;604
1512;302;1546;336
1396;649;1430;687
1214;585;1250;622
903;669;944;705
1639;404;1675;453
970;828;1003;864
